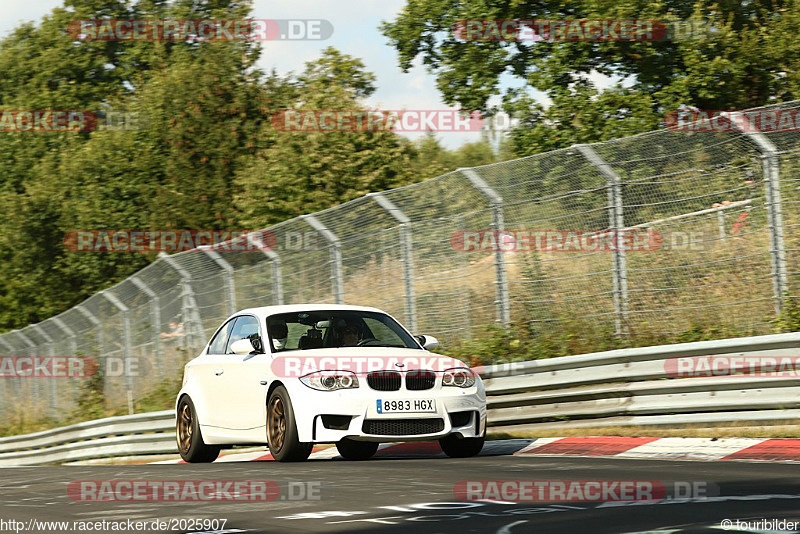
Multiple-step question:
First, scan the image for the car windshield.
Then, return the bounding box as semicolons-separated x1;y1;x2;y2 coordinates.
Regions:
266;310;420;352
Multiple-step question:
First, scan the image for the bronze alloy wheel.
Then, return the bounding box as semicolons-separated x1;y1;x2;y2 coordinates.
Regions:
268;395;287;453
177;401;193;454
175;397;220;463
266;386;312;462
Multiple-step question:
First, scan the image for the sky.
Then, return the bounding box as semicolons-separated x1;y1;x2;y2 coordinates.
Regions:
0;0;529;148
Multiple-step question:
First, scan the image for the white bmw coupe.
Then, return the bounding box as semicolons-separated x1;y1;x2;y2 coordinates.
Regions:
175;304;487;462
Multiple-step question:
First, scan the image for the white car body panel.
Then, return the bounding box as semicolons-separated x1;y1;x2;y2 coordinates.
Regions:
177;304;487;446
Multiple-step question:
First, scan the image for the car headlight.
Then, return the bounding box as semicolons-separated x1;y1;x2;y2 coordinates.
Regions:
300;371;360;391
442;368;475;388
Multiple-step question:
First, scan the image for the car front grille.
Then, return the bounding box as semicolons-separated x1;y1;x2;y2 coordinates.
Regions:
362;418;445;436
367;371;402;391
405;370;436;391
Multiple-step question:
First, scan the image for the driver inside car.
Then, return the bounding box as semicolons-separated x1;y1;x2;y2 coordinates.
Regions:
268;319;289;351
337;320;362;347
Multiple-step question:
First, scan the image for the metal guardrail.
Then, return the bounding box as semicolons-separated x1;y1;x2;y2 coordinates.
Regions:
483;332;800;432
1;332;798;465
0;410;175;466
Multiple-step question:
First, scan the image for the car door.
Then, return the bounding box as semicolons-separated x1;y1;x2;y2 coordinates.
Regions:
217;315;270;432
197;317;237;429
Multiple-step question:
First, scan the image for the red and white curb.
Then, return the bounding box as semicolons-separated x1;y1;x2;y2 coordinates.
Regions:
516;436;800;463
148;437;800;464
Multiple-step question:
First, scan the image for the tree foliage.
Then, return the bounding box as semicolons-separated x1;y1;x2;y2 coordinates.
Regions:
382;0;800;154
0;9;498;329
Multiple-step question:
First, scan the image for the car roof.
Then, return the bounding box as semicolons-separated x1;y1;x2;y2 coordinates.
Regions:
231;303;388;320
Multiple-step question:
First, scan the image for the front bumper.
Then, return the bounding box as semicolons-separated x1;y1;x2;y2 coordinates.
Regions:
290;382;487;443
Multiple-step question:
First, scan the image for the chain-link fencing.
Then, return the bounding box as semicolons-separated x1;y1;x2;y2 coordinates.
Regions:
3;102;799;420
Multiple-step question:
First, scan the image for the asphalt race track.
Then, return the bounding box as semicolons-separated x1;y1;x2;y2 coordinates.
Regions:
1;448;799;534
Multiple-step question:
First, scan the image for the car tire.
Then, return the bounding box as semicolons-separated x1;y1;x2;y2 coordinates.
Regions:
267;386;313;462
335;438;379;460
176;396;221;463
439;434;485;458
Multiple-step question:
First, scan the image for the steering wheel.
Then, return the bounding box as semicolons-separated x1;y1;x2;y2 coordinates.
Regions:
357;338;379;347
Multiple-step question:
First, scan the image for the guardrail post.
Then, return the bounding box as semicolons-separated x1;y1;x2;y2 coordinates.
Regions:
12;330;39;405
574;144;629;336
302;215;344;304
724;112;789;314
158;253;203;355
368;192;418;332
460;168;511;327
247;233;284;305
33;325;57;411
130;277;162;379
200;247;236;316
102;291;134;414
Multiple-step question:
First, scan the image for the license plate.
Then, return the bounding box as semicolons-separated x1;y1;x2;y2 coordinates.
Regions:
376;399;435;414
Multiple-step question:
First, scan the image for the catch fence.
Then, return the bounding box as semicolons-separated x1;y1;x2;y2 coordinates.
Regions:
2;103;800;419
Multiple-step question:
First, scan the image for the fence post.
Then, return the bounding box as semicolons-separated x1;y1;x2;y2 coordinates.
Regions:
76;305;103;356
32;325;57;411
368;192;418;332
460;168;511;326
724;112;789;314
247;233;284;305
51;317;79;408
200;248;236;316
302;215;344;304
101;290;134;415
130;277;162;379
51;317;77;354
574;144;629;336
158;253;202;355
12;330;39;405
0;336;13;409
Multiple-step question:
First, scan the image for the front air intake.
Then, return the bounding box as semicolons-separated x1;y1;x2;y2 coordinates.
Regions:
367;371;401;391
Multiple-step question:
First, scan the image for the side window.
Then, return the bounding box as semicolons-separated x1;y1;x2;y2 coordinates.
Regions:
208;319;236;355
225;316;261;354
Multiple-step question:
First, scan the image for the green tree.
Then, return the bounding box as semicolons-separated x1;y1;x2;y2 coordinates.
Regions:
0;0;265;329
234;48;417;227
382;0;800;154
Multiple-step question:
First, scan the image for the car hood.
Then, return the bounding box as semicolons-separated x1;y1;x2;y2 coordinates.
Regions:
270;347;469;376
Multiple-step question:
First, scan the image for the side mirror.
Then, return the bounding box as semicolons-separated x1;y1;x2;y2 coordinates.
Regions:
231;337;260;355
248;333;264;353
416;335;439;351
